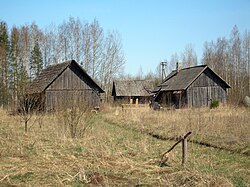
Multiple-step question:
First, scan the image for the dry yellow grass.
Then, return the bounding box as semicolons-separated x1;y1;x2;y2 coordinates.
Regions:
0;107;249;186
105;106;250;155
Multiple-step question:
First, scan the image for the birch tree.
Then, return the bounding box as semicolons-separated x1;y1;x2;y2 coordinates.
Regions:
242;30;250;95
82;22;91;72
9;26;20;107
181;44;197;68
90;19;103;79
100;31;125;98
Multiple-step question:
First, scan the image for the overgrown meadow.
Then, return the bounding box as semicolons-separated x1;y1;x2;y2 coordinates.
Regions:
0;106;249;186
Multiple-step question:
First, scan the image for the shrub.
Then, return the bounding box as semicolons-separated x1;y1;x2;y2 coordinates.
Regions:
17;94;41;132
56;97;95;139
242;96;250;107
210;100;219;109
56;106;94;138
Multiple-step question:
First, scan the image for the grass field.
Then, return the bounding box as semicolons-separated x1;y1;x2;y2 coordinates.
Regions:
105;106;250;155
0;106;249;186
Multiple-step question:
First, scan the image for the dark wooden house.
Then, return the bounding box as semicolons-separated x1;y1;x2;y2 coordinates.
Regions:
154;64;231;108
28;60;104;111
112;80;155;104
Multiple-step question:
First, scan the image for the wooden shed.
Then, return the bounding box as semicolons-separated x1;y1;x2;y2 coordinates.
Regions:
112;80;155;104
154;64;231;108
28;60;104;111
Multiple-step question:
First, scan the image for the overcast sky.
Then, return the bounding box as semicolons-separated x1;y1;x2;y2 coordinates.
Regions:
1;0;250;75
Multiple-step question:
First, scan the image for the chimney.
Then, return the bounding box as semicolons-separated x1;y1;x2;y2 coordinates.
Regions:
176;62;180;73
176;62;182;73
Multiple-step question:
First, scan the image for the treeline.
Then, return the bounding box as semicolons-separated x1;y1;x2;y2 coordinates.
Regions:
0;17;125;107
163;25;250;104
202;25;250;104
1;18;249;107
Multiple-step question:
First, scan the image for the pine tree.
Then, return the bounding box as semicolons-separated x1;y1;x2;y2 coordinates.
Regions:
30;40;42;79
0;21;9;106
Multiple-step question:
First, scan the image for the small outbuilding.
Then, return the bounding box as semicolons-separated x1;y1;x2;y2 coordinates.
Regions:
28;60;104;111
154;64;231;108
112;80;155;104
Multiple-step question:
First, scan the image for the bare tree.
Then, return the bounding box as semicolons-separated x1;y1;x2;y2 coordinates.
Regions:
242;30;250;95
169;53;179;72
19;25;30;78
229;25;242;102
215;37;229;80
90;19;103;79
82;22;91;72
202;25;250;104
181;44;197;68
9;26;20;108
2;17;127;107
100;31;125;99
58;21;70;62
72;18;83;63
135;65;143;80
17;93;40;132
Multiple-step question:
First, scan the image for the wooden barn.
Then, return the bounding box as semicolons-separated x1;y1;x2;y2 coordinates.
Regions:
154;64;231;108
28;60;104;111
112;80;155;104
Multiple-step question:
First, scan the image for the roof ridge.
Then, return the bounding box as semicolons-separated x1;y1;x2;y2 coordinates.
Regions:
180;64;207;71
159;64;230;91
45;60;71;68
115;79;154;82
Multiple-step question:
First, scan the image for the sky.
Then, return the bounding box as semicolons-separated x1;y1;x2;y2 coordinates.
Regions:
1;0;250;75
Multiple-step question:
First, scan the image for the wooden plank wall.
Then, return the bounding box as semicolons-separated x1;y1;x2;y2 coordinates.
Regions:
187;70;227;107
45;65;100;111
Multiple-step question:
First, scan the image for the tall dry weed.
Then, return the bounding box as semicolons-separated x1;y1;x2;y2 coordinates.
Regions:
105;106;250;154
0;107;247;186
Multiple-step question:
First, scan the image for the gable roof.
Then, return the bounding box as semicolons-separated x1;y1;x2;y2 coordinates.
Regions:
112;80;155;97
160;65;231;91
28;60;104;94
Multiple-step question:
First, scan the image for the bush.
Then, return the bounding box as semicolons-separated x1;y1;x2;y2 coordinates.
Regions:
210;100;219;109
242;96;250;107
56;104;94;138
57;106;94;138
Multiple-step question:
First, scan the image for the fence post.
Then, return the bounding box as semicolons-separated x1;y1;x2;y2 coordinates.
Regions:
182;137;187;165
159;131;191;167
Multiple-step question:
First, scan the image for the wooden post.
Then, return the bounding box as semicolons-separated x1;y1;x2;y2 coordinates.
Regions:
179;91;182;109
136;98;138;106
182;137;187;165
160;132;191;167
130;98;133;105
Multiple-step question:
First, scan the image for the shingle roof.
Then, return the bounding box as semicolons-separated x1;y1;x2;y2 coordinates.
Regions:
160;65;230;91
113;80;155;97
28;60;104;94
27;61;70;94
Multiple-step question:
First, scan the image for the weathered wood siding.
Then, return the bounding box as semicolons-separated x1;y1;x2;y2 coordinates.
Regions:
157;91;188;108
187;69;227;107
114;96;151;104
45;63;100;111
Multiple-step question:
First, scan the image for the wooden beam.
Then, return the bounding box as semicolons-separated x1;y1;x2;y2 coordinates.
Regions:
159;131;192;167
